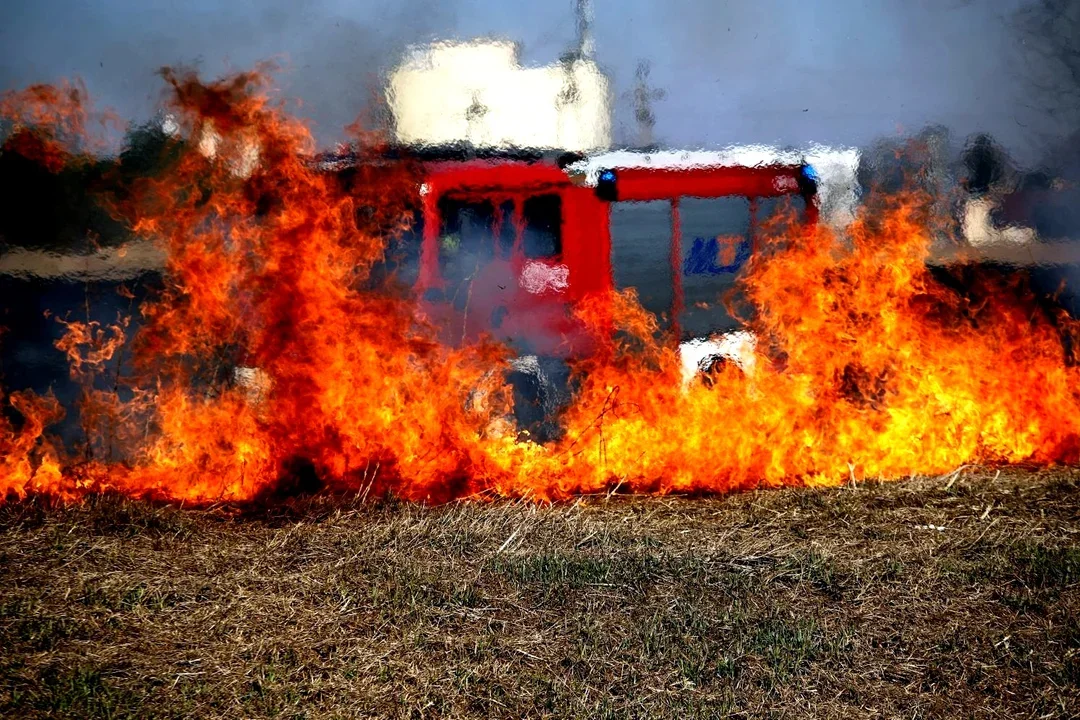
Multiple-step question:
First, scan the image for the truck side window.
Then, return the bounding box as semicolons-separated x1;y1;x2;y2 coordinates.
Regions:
522;195;562;259
437;196;497;309
438;197;497;259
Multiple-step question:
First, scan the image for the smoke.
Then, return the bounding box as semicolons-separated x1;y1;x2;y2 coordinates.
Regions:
0;0;456;146
0;1;1051;157
591;0;1039;159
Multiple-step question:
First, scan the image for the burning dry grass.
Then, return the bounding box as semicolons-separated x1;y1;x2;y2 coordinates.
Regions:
6;68;1080;503
1;468;1078;718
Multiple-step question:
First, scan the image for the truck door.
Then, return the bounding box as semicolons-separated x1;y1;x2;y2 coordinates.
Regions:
677;197;753;339
610;199;675;338
678;195;805;339
421;193;572;356
510;194;573;357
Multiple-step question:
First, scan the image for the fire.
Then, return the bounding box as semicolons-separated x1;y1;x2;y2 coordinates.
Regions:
551;203;1080;496
3;68;1080;504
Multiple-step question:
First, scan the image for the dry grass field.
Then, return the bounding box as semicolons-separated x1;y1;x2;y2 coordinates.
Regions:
1;468;1079;719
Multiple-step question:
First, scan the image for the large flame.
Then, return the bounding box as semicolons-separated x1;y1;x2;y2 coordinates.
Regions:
3;69;1079;504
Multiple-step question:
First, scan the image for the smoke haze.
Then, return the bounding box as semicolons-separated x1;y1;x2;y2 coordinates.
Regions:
0;0;1057;160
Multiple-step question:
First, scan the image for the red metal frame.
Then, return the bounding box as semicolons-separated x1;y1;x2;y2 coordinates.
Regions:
601;165;811;203
412;157;817;354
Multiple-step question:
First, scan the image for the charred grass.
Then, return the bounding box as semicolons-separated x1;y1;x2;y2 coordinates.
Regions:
1;469;1079;718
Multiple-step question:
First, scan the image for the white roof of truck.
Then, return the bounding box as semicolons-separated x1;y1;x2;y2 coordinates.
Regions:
566;144;860;187
567;144;863;230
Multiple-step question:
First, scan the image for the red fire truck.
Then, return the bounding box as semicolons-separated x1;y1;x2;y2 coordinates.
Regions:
324;147;820;438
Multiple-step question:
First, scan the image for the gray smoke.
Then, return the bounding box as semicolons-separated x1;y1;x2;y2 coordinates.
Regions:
0;0;456;146
0;0;1057;157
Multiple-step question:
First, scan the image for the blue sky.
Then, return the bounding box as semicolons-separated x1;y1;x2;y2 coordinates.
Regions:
0;0;1047;160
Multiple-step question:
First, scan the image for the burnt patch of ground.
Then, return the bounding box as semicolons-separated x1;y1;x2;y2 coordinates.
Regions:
1;468;1079;718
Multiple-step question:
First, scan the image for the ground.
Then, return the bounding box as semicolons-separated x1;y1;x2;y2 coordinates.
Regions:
1;469;1079;719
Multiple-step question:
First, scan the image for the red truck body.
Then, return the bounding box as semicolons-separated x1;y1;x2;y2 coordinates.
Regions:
398;154;818;356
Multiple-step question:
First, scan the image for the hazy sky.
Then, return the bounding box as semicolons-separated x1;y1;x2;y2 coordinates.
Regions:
0;0;1049;161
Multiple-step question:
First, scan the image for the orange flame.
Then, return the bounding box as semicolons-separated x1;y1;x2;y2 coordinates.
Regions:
2;68;1079;504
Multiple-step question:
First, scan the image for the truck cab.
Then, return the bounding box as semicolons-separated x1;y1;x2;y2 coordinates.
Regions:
327;147;823;439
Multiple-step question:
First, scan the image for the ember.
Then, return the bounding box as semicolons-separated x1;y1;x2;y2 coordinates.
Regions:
3;68;1080;504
